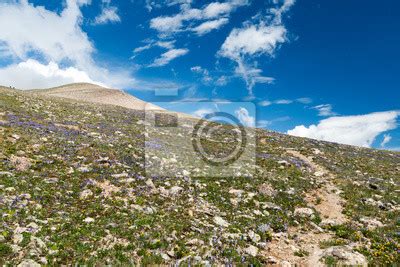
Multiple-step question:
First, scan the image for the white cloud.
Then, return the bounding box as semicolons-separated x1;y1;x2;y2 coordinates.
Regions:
235;107;255;127
312;104;337;116
192;18;228;35
258;100;272;107
287;111;400;147
0;59;103;89
380;134;392;148
132;40;175;56
0;0;92;68
190;65;213;83
149;0;247;36
193;108;214;118
0;0;132;88
215;76;228;86
93;5;121;25
218;0;294;95
296;97;312;104
234;63;275;93
275;99;293;104
220;24;287;60
149;48;189;67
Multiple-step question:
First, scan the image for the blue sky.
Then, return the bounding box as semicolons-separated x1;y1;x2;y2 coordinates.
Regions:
0;0;399;150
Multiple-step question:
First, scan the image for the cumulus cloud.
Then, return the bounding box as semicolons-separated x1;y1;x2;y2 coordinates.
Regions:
149;48;189;67
0;0;132;88
287;111;400;147
235;107;255;127
312;104;337;116
220;24;287;59
0;59;103;89
219;0;295;95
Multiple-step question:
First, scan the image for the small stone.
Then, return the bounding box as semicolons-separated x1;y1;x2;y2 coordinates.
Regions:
229;189;244;197
213;216;229;227
322;246;367;266
320;219;340;228
83;217;95;223
80;189;93;199
248;230;261;243
244;245;258;257
294;207;315;218
257;223;271;233
360;217;384;230
169;186;183;195
145;179;156;188
10;155;31;171
17;259;41;267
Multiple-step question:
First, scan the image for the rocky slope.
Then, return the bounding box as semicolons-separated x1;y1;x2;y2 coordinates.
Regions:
28;83;162;111
0;85;399;266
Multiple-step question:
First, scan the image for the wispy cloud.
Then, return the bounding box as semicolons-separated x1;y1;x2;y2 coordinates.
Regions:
380;134;392;148
312;104;337;116
149;48;189;67
93;0;121;25
149;0;248;37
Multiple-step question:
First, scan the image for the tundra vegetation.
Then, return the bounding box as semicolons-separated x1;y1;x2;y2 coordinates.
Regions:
0;86;399;265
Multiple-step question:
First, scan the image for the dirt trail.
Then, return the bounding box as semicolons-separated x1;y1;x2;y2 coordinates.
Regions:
263;149;349;266
287;150;347;224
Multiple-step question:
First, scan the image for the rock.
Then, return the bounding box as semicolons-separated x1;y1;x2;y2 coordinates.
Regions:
294;207;315;218
78;166;91;173
280;260;292;267
266;256;279;264
17;259;41;267
314;171;325;177
26;222;40;233
169;186;183;195
244;245;258;257
229;189;244;197
322;246;367;266
360;217;384;230
83;217;95;223
278;160;289;165
160;253;170;261
145;179;156;188
320;219;340;228
257;223;271;233
258;183;276;196
13;233;23;244
10;155;32;171
80;189;93;199
248;230;261;243
213;216;229;227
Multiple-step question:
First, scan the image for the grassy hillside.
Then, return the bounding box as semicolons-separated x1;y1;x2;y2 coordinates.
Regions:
0;87;399;265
